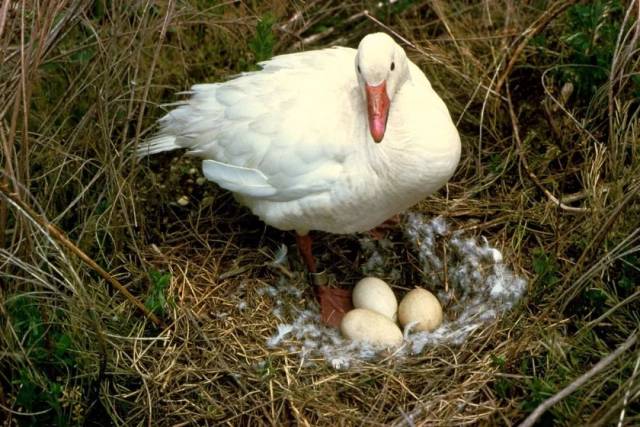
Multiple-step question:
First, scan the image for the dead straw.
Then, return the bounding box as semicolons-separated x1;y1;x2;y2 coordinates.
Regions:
0;181;165;328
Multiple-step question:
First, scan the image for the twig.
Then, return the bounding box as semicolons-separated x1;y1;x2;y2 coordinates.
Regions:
558;181;640;310
0;124;15;247
618;350;640;427
289;10;366;50
0;0;10;40
0;182;165;328
495;0;578;94
608;0;640;166
540;66;603;145
518;330;638;427
291;26;335;49
132;0;174;154
618;357;640;427
506;85;588;213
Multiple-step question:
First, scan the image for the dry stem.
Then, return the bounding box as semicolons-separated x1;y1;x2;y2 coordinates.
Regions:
519;331;638;427
0;181;165;328
494;0;579;94
506;85;588;214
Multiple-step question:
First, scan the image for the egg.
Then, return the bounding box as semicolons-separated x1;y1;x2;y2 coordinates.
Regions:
398;288;443;332
340;308;403;347
352;277;397;321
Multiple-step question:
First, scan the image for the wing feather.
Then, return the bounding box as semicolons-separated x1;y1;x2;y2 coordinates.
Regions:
141;46;359;202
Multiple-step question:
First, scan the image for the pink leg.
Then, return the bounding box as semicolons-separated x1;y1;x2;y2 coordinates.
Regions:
296;232;354;328
296;233;317;273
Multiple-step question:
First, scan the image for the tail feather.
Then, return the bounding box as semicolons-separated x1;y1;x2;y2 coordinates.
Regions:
136;135;180;158
138;85;220;159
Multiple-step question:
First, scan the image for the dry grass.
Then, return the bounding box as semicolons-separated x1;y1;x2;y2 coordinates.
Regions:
1;0;639;425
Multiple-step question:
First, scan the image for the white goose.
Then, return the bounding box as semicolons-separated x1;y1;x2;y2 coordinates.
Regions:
139;32;460;277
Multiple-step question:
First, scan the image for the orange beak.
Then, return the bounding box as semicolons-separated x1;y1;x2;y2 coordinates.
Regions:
365;81;390;143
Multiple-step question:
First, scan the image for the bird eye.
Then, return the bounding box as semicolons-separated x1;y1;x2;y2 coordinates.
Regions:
390;62;395;71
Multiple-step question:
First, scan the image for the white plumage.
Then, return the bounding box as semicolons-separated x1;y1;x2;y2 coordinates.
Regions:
138;33;461;236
